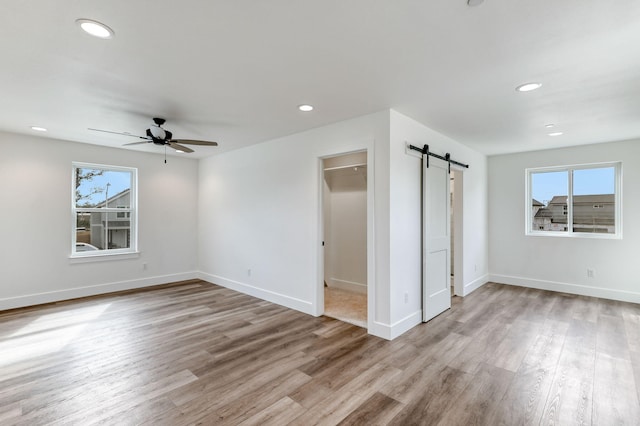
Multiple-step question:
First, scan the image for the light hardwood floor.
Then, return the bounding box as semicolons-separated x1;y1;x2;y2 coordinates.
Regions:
1;280;639;425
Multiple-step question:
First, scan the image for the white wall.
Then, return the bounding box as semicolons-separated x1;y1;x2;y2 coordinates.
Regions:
489;138;640;303
0;108;491;341
198;111;391;334
388;110;489;337
197;109;489;339
0;131;199;310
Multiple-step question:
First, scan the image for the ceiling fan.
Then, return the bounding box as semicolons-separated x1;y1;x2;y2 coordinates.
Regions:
89;117;218;155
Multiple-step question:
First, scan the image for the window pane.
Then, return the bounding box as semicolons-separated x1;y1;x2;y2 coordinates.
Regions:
75;168;132;208
572;167;615;234
76;211;131;251
531;171;568;232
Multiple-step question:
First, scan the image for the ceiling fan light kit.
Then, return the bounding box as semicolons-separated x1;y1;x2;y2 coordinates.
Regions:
146;118;172;142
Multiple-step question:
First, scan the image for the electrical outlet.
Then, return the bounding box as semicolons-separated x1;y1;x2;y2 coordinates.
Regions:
247;268;251;277
404;292;408;303
142;263;147;271
587;268;595;278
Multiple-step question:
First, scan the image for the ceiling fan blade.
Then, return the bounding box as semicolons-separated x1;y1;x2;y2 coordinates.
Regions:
168;142;194;153
172;139;218;146
88;128;148;139
123;141;150;146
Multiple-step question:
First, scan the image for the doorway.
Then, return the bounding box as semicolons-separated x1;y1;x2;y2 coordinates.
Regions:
321;151;368;328
451;168;463;297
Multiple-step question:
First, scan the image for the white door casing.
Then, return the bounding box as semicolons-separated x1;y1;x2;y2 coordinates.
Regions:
423;157;451;322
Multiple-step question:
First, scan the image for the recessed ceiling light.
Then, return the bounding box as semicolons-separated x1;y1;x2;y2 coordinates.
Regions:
548;132;564;137
76;19;114;39
544;123;555;128
298;104;314;112
31;126;47;132
515;82;542;92
175;150;185;153
467;0;485;6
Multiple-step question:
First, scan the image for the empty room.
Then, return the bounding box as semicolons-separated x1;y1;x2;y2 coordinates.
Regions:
1;1;639;424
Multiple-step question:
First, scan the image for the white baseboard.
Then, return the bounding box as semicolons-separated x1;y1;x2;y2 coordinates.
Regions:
463;274;489;296
489;274;640;304
368;321;392;340
326;278;367;294
0;272;199;311
198;272;314;315
368;310;422;341
390;310;422;340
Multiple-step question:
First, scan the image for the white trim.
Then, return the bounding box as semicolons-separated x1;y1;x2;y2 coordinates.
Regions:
368;321;392;340
452;169;464;297
0;272;198;311
69;251;140;263
72;162;139;256
489;273;640;304
367;310;423;341
525;161;621;239
315;155;327;317
325;278;367;294
365;145;376;335
199;272;314;315
316;143;375;332
463;274;489;296
391;310;422;339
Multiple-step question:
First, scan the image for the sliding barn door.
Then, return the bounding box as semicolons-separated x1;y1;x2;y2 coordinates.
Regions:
423;157;451;322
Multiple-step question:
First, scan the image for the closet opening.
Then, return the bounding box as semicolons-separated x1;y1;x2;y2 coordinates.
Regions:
321;151;368;328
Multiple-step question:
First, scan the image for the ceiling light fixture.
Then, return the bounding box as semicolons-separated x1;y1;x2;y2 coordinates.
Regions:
545;123;555;128
31;126;47;132
175;150;185;153
298;104;314;112
76;19;114;39
548;132;564;137
467;0;485;6
515;82;542;92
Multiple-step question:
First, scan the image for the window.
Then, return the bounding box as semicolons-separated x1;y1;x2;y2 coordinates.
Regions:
116;209;130;219
72;163;138;256
526;162;621;238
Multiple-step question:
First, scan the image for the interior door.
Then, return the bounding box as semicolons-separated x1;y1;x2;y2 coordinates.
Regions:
423;157;451;322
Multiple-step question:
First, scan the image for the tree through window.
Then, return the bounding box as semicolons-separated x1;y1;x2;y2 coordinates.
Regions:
72;163;138;255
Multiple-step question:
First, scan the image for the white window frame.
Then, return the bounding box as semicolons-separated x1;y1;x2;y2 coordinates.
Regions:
71;162;139;259
525;161;622;239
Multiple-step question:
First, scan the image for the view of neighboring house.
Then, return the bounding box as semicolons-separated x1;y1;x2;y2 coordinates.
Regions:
531;198;544;218
90;189;132;249
533;194;615;233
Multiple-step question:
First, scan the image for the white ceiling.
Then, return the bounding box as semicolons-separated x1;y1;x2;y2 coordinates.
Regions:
2;0;640;158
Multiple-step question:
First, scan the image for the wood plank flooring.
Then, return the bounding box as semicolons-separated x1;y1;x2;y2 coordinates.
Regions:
1;280;639;425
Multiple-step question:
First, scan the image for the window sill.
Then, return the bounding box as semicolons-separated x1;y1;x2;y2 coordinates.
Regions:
69;251;140;264
526;231;621;240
